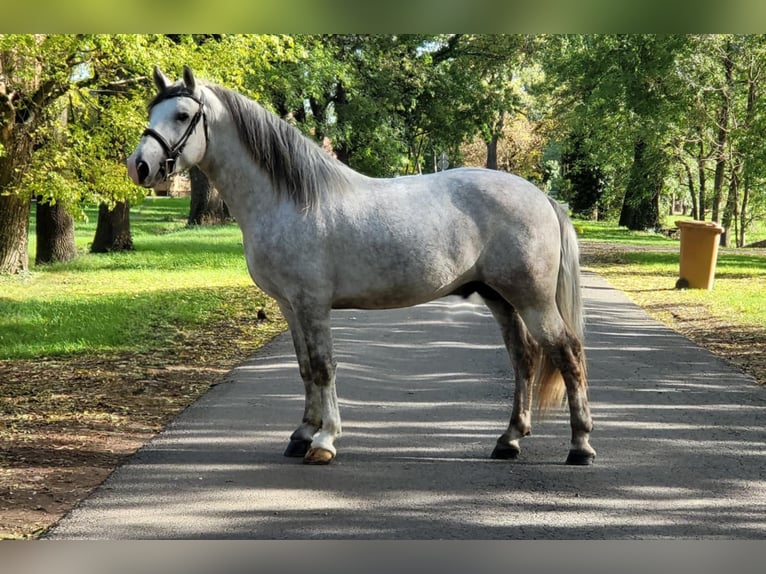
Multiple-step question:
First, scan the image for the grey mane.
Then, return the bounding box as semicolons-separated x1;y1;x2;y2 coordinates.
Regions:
208;84;350;209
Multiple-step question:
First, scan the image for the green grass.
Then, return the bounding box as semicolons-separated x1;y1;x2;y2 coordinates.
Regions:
576;218;766;328
575;219;679;246
576;215;766;245
1;197;272;360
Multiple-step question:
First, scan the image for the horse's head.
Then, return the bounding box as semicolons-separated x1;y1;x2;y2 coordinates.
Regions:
127;66;208;188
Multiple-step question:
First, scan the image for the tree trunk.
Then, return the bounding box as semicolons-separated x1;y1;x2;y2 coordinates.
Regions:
697;138;707;220
485;136;499;170
738;56;759;248
681;159;698;220
485;111;505;170
187;167;231;226
0;127;35;275
619;138;663;231
35;198;77;264
91;201;133;253
740;173;750;247
711;40;734;224
334;145;350;166
331;81;351;167
720;164;740;247
0;193;30;274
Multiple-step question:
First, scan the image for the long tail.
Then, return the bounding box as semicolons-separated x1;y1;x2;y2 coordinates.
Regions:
535;198;587;414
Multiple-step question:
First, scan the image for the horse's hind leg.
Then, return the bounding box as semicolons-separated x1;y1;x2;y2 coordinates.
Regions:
483;297;539;460
521;306;595;465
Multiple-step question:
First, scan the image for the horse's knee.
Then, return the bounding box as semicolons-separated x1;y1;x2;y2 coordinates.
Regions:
309;355;336;386
298;362;312;383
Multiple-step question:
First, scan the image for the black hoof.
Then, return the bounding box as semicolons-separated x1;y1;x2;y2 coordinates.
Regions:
566;449;595;465
491;443;520;460
284;438;312;458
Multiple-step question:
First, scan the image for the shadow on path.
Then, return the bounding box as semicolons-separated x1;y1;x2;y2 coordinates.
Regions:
47;273;766;539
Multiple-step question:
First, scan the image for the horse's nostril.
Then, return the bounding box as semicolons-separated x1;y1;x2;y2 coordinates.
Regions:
137;161;150;183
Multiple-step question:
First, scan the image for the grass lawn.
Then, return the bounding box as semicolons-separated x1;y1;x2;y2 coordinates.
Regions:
577;219;766;329
1;197;281;360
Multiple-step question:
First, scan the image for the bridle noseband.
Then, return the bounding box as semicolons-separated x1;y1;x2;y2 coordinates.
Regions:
142;91;208;181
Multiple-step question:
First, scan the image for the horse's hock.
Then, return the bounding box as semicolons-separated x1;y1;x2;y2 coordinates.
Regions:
675;220;724;290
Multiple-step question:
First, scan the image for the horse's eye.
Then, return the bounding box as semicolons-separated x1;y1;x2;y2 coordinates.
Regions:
177;112;190;122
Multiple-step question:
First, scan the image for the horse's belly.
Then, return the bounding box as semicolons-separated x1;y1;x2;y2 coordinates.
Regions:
331;290;443;310
331;271;469;310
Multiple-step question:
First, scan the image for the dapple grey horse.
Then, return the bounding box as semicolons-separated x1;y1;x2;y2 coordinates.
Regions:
127;66;595;466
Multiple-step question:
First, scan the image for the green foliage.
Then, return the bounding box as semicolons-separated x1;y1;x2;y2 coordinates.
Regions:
543;34;766;239
541;35;692;228
5;34;766;256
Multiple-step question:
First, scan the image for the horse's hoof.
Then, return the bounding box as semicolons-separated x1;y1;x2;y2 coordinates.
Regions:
303;447;335;465
284;439;312;458
566;449;595;465
490;443;520;460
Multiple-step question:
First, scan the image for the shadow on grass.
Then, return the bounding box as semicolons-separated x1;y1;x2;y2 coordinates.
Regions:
0;285;265;361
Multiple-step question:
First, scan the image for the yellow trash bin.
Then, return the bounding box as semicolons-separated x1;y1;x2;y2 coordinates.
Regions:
675;220;724;290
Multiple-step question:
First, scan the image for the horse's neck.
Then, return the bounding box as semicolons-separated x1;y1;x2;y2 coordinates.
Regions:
198;115;281;223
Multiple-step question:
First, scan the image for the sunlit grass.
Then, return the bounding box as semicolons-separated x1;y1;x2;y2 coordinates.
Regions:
575;220;678;246
0;197;276;360
576;216;766;245
577;218;766;328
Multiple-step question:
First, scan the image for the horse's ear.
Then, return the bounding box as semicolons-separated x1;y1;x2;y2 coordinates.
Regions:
182;66;196;92
153;66;170;92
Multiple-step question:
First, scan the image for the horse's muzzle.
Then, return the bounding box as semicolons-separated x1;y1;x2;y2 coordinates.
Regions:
126;154;151;187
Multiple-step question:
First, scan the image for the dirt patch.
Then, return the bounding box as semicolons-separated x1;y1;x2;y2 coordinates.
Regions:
0;303;286;539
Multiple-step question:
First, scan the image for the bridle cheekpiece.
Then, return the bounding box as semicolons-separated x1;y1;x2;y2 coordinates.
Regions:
143;89;208;181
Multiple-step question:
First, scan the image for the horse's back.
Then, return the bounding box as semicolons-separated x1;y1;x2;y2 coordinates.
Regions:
325;168;561;310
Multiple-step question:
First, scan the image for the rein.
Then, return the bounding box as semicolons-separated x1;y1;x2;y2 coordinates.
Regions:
143;91;208;180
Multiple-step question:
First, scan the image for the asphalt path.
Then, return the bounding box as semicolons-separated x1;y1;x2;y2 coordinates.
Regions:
47;272;766;539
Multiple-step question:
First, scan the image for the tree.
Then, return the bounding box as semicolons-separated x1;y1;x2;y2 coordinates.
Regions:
91;201;132;252
68;83;147;254
0;35;86;273
78;36;178;253
35;199;76;264
732;35;766;246
672;35;766;245
453;36;527;170
22;100;81;265
461;111;549;183
618;138;666;230
710;37;735;225
0;34;186;272
542;34;691;230
299;34;428;175
559;131;606;218
187;166;231;226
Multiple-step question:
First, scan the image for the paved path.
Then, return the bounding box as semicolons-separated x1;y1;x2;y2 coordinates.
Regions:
48;273;766;539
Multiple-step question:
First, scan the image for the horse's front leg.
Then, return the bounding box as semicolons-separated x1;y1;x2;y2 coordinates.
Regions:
283;302;341;465
282;313;322;458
